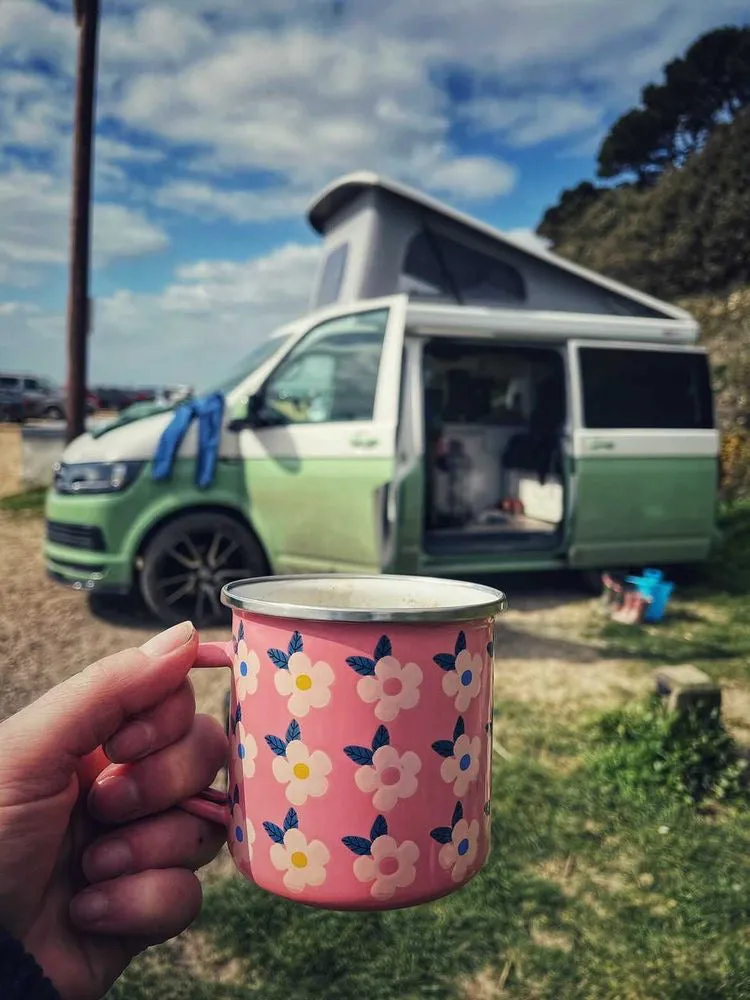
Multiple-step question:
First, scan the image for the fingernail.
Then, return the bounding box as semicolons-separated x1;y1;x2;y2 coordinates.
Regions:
84;839;132;881
141;621;194;657
106;721;153;761
90;773;140;819
71;890;108;924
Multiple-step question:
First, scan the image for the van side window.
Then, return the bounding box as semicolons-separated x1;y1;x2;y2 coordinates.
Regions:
579;348;714;430
315;243;349;308
263;308;389;424
399;229;526;305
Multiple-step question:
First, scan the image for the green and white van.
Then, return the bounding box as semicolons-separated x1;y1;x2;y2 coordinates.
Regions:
45;174;718;623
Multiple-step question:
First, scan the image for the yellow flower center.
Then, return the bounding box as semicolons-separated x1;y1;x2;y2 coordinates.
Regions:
291;851;308;869
293;762;311;780
295;674;312;691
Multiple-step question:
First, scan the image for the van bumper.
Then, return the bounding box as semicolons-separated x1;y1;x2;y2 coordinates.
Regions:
46;565;131;595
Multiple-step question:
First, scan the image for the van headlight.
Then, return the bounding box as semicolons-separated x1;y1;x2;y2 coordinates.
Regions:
54;461;144;495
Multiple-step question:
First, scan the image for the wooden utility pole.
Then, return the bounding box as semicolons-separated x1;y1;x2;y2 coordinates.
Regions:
66;0;100;442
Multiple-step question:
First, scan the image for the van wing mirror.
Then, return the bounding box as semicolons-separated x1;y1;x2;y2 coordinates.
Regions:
227;393;264;432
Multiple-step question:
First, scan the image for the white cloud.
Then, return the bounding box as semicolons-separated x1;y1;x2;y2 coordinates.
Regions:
154;180;311;223
424;157;518;199
462;95;603;148
0;170;168;286
504;228;553;253
0;242;319;384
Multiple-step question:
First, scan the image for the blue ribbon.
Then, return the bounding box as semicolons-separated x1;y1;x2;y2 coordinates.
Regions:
152;393;225;489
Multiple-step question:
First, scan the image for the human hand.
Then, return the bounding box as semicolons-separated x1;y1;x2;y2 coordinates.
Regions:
0;622;228;1000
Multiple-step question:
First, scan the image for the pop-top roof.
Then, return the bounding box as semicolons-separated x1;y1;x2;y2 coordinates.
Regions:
306;171;693;324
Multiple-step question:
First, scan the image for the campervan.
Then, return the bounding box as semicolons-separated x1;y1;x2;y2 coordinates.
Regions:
44;173;718;623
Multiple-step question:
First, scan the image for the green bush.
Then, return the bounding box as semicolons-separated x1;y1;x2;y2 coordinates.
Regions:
587;697;747;806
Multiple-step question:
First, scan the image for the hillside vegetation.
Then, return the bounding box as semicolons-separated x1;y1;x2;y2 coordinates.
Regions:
537;28;750;499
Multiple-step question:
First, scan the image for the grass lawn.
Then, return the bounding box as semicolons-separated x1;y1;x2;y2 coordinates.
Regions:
109;506;750;1000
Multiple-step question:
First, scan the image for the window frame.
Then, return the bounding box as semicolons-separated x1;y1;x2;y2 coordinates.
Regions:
314;242;349;309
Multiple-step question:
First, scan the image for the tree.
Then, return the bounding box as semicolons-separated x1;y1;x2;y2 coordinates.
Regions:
596;24;750;183
597;107;673;182
537;181;603;244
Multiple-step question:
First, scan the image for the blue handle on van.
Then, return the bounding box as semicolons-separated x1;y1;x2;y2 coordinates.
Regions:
625;568;674;624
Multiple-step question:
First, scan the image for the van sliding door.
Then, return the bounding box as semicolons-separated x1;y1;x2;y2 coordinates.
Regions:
566;339;718;568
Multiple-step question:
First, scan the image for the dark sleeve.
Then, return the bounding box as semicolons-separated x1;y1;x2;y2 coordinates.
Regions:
0;930;61;999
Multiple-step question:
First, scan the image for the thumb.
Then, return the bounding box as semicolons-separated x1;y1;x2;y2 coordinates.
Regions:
0;622;198;790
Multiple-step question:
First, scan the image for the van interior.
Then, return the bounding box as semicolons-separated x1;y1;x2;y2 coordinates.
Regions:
422;340;566;555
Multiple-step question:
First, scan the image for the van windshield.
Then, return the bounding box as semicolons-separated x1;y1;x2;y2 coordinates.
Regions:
196;334;292;397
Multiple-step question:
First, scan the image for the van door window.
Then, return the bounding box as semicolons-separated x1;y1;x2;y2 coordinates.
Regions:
263;308;389;424
579;348;713;430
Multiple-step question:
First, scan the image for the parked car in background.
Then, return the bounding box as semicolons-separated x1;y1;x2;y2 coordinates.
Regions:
0;373;98;420
0;381;23;422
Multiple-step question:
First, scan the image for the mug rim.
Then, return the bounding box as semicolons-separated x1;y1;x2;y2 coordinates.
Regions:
221;574;507;623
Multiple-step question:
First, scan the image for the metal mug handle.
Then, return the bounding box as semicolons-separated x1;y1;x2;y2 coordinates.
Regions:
178;639;234;828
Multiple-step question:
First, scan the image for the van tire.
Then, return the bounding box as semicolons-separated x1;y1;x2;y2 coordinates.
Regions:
140;511;267;626
44;405;64;421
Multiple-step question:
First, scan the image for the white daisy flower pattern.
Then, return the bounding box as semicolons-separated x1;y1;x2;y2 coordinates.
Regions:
431;802;480;883
233;814;255;865
344;816;419;900
266;720;332;806
269;632;334;718
235;641;260;700
235;720;258;779
344;725;421;812
433;716;481;797
264;809;330;894
434;631;485;713
347;635;422;723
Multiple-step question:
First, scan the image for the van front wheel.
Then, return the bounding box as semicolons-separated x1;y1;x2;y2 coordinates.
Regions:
140;512;266;626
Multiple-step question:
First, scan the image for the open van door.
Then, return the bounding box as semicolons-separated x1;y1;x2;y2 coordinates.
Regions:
239;295;408;574
566;339;718;568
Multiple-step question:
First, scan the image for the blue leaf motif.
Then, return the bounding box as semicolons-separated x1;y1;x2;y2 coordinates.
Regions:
433;653;456;672
265;734;287;757
453;716;465;741
343;745;374;766
487;641;494;658
268;648;289;669
346;655;376;676
235;704;242;723
371;725;389;751
285;720;301;744
288;631;304;656
238;621;245;641
430;826;453;844
263;821;285;844
370;815;388;841
432;739;455;759
342;835;372;856
374;635;392;660
283;807;299;831
455;630;467;655
451;801;463;828
232;635;239;654
233;783;240;806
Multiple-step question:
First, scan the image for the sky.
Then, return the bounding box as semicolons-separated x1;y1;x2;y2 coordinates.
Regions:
1;0;749;387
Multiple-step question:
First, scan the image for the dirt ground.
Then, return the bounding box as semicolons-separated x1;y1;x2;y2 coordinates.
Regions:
0;510;650;728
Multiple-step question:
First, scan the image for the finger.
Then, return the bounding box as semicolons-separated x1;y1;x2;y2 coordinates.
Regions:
69;868;202;940
194;641;232;668
82;809;226;883
105;680;196;763
0;622;199;793
88;714;227;823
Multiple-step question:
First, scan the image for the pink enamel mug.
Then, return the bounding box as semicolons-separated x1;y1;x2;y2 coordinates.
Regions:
184;574;506;911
